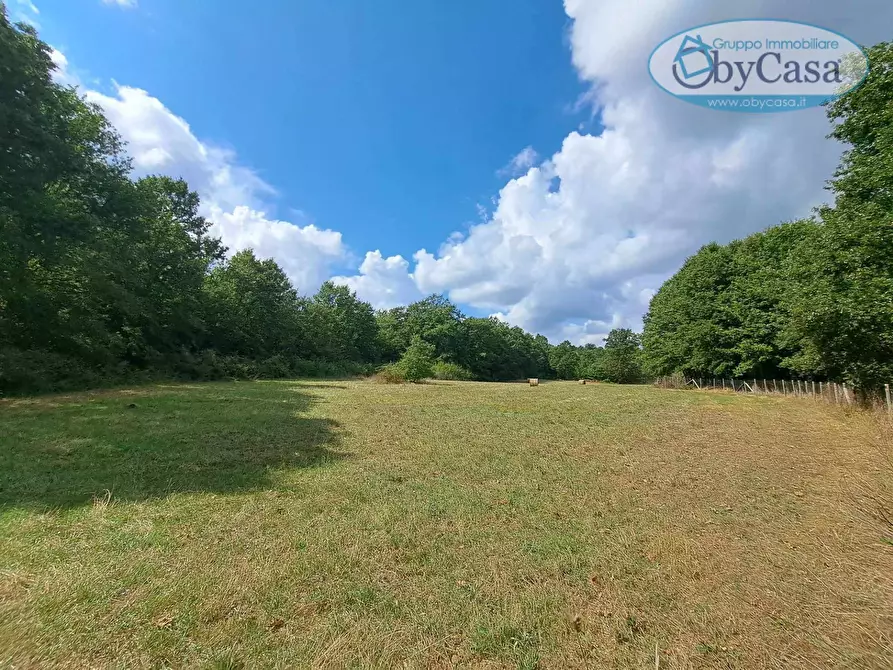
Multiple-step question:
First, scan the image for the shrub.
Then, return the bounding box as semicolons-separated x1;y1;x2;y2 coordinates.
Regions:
291;359;373;379
0;348;105;395
373;364;406;384
258;355;292;378
396;338;435;382
431;361;474;381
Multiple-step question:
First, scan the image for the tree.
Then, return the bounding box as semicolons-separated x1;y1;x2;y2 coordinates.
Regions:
458;317;544;381
397;337;435;382
577;344;606;380
784;42;893;391
600;329;643;384
202;250;301;359
641;221;819;380
0;6;132;365
306;282;379;362
549;341;580;380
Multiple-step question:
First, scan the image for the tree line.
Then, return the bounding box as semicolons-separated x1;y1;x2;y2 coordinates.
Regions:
4;7;889;395
0;8;642;394
642;42;893;394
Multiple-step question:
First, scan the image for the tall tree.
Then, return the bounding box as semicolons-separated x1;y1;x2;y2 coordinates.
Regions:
600;329;643;383
785;42;893;390
305;282;379;362
202;250;301;359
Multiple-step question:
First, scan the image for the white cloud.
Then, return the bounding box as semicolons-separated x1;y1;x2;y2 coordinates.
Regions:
46;2;893;337
48;48;80;87
77;82;346;291
207;206;344;293
85;85;275;212
101;0;137;8
340;0;893;343
498;146;539;177
332;251;422;310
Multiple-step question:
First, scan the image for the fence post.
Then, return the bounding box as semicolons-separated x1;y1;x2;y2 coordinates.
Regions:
843;383;851;406
782;380;787;396
819;381;823;398
753;379;758;393
833;382;839;403
886;384;891;415
811;381;816;399
722;378;726;390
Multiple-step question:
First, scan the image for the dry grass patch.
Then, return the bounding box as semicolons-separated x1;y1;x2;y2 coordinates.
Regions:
1;380;891;668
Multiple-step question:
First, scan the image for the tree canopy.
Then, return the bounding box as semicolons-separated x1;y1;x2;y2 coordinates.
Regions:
642;42;893;393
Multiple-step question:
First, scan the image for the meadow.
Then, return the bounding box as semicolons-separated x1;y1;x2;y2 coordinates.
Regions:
1;380;891;668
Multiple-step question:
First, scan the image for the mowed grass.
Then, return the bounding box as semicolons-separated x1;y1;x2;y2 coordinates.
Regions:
1;381;891;669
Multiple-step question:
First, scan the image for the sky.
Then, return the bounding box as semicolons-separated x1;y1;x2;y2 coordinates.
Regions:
12;0;893;344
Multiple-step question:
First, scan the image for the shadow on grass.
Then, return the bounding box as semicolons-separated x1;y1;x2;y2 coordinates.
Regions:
286;382;352;390
0;382;346;510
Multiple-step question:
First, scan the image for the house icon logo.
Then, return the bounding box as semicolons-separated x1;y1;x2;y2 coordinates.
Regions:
649;19;870;113
673;34;714;80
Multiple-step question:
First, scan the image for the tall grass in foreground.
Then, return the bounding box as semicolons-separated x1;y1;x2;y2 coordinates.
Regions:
1;380;891;668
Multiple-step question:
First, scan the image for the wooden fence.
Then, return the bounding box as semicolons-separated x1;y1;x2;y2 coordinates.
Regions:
654;375;893;414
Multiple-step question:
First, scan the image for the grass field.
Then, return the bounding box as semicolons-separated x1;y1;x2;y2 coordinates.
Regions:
1;380;891;669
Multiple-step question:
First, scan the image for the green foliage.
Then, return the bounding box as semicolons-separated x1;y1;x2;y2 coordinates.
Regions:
783;42;893;391
375;294;463;363
642;221;818;380
458;317;550;381
0;8;638;393
642;43;893;392
374;363;406;384
396;338;435;382
8;6;890;395
431;360;474;381
306;282;380;362
600;329;643;384
202;250;300;359
549;341;581;380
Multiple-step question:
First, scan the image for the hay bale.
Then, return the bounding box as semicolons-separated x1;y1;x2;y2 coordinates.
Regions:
528;378;539;386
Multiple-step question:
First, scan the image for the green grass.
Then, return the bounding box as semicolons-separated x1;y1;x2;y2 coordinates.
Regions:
1;380;891;668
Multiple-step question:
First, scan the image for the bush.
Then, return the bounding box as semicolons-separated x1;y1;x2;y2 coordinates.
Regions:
0;348;106;395
0;345;375;396
431;361;474;381
291;359;373;379
373;364;406;384
396;338;435;382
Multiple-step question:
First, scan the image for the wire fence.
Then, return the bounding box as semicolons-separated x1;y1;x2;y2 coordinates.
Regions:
654;375;893;415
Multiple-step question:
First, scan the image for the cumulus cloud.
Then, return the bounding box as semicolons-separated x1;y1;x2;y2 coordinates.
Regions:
332;251;422;310
44;1;893;334
341;0;893;342
206;206;343;292
85;86;274;212
74;83;346;290
48;48;82;87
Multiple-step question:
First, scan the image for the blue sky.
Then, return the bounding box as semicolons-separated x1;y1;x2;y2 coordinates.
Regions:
34;0;593;264
16;0;892;342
